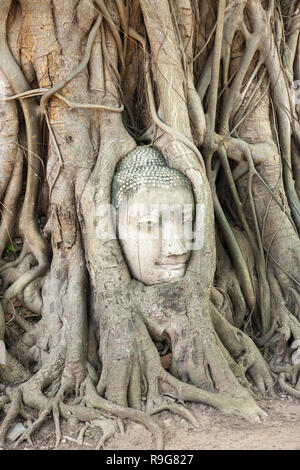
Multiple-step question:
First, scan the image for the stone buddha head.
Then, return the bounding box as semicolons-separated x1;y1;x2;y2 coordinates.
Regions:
112;146;195;285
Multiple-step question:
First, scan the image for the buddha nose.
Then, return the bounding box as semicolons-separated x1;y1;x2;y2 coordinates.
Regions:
162;237;188;257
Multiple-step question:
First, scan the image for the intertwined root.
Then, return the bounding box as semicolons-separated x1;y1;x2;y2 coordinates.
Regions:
0;280;276;450
4;276;300;450
0;360;165;449
97;308;271;431
0;388;33;447
0;317;270;450
0;0;299;453
0;375;264;449
63;420;120;450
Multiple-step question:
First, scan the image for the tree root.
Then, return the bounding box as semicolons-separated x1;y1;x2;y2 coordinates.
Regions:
148;401;199;429
0;395;9;411
0;388;33;446
84;377;164;449
0;341;268;450
40;14;103;116
278;373;300;399
157;368;268;424
14;385;68;448
63;423;93;448
93;419;119;450
0;367;164;449
211;305;275;396
63;420;119;449
1;0;299;452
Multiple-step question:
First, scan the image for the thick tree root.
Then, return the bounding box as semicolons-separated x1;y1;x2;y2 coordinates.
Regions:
158;368;268;424
278;373;300;399
84;378;164;449
0;367;164;449
148;400;200;429
14;385;68;448
0;388;33;446
1;0;300;452
0;338;268;450
211;306;274;396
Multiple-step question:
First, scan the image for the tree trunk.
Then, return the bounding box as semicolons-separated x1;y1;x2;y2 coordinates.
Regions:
0;0;299;449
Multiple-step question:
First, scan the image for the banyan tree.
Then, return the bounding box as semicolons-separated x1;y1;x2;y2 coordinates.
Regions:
0;0;299;449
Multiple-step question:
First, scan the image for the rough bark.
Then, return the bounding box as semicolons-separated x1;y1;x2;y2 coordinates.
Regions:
0;0;299;449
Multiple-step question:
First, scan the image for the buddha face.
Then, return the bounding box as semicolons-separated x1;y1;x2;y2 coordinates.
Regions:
117;186;195;285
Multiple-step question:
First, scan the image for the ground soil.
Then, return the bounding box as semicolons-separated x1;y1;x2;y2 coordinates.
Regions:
1;392;300;450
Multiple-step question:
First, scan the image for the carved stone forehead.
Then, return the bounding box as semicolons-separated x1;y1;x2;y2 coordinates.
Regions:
112;146;192;209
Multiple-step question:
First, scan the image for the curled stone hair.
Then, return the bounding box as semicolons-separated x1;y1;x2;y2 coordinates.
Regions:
112;145;192;209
